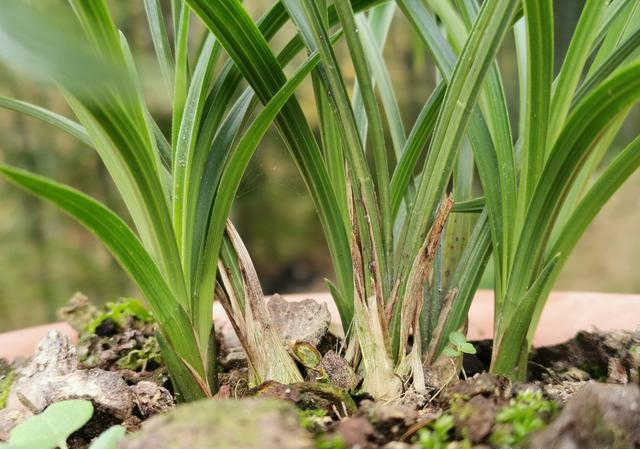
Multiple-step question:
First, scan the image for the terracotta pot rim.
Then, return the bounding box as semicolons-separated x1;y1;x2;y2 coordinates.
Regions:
0;289;638;361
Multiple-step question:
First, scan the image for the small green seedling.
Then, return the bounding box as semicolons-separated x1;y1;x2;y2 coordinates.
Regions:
416;414;456;449
0;400;93;449
489;390;557;447
85;425;126;449
442;332;476;380
0;399;125;449
442;331;477;358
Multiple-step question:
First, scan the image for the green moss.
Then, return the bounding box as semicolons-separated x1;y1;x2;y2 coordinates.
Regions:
298;409;345;449
416;414;455;449
489;390;557;447
449;392;470;403
74;297;164;377
115;337;163;371
315;435;346;449
84;298;153;335
298;408;328;432
450;398;472;421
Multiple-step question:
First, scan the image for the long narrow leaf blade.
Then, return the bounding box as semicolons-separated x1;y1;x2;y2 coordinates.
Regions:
187;0;357;328
0;96;90;145
197;50;323;346
0;165;207;398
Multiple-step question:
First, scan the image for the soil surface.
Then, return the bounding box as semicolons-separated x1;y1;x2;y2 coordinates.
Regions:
0;297;638;449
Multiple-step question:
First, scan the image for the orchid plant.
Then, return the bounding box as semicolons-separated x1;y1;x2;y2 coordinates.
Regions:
0;0;638;403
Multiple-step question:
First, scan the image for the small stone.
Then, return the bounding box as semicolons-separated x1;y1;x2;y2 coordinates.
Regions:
607;357;629;384
369;403;418;427
19;330;78;378
563;367;591;382
335;416;374;448
130;381;174;417
21;368;134;420
512;383;543;396
119;399;314;449
0;409;29;441
424;356;458;390
444;373;511;403
267;294;330;346
400;388;429;409
318;351;358;391
451;395;496;443
222;348;248;370
4;330;136;434
383;443;417;449
368;403;418;438
541;380;587;404
528;383;640;449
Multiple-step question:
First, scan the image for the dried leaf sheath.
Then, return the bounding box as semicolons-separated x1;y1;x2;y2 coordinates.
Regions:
353;296;402;401
348;183;401;400
223;222;302;385
395;196;453;386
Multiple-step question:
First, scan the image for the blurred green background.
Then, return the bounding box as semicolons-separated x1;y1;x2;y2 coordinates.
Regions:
0;0;638;331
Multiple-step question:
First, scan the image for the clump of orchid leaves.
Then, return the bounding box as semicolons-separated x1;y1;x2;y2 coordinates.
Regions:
0;0;639;404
